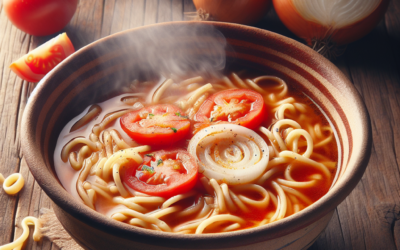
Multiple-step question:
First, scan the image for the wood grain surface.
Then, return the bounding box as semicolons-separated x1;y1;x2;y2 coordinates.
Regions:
0;0;399;249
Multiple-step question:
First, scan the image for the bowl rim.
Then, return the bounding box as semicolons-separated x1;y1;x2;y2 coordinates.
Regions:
21;21;372;248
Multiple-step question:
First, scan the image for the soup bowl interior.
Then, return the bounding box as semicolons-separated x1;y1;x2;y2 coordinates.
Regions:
21;21;371;249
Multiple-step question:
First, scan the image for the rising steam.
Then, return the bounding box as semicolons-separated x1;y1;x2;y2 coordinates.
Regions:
123;22;227;79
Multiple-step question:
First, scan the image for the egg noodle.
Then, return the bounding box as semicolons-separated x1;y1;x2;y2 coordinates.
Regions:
0;171;31;249
0;173;24;195
0;217;41;250
56;72;337;234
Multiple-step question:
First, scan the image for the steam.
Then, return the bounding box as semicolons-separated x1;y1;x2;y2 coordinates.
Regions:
66;23;228;109
124;22;227;79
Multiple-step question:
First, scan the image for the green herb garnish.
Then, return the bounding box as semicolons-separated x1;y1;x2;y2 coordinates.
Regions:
148;113;155;118
171;127;177;133
175;112;188;119
141;165;154;174
145;153;154;157
157;159;163;166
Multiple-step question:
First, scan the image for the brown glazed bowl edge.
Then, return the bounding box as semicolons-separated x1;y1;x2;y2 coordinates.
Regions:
21;21;372;249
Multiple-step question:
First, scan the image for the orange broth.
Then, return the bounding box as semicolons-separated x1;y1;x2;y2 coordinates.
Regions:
54;72;338;233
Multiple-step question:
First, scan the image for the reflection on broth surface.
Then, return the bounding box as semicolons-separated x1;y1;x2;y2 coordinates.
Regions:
54;71;338;234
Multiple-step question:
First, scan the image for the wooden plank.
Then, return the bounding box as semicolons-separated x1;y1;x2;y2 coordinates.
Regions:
157;0;172;23
0;0;33;246
172;0;184;21
100;0;116;38
385;1;400;243
143;0;159;26
13;158;54;250
385;0;400;41
114;0;134;32
183;0;196;18
384;0;400;106
110;0;139;34
6;1;105;249
309;209;347;250
68;0;105;49
331;18;400;249
101;0;146;36
129;0;146;28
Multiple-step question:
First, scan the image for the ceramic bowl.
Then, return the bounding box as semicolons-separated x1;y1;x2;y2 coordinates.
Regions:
21;21;371;250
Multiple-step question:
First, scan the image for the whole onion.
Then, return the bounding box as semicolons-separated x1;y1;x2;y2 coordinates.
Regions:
273;0;389;55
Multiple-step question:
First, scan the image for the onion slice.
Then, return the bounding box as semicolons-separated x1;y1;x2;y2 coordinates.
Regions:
188;124;269;185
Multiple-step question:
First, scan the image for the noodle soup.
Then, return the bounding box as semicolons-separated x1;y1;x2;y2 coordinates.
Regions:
54;72;338;234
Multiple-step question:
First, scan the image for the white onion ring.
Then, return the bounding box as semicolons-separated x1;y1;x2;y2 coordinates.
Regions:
188;124;269;185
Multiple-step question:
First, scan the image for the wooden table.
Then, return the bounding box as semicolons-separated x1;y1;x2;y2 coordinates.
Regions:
0;0;399;249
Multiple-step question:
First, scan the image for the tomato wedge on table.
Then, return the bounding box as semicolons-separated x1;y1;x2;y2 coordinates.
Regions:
195;89;266;130
122;149;198;198
9;33;75;82
120;104;190;146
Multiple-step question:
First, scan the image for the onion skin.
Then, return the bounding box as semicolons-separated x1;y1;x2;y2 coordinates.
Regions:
193;0;272;25
273;0;390;45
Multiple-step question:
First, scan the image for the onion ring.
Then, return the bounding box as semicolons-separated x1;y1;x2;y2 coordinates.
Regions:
188;124;269;185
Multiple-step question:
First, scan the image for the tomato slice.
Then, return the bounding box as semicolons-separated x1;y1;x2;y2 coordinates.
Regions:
122;149;198;198
120;104;190;146
194;89;266;130
9;33;75;82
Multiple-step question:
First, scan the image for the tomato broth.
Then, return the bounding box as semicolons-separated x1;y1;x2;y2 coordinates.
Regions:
54;72;338;234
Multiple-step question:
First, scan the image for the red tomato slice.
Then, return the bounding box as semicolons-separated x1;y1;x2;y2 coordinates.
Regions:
122;149;198;198
195;89;266;130
120;104;190;146
9;33;75;82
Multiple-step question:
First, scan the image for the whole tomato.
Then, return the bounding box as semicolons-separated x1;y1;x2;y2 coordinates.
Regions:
3;0;78;36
